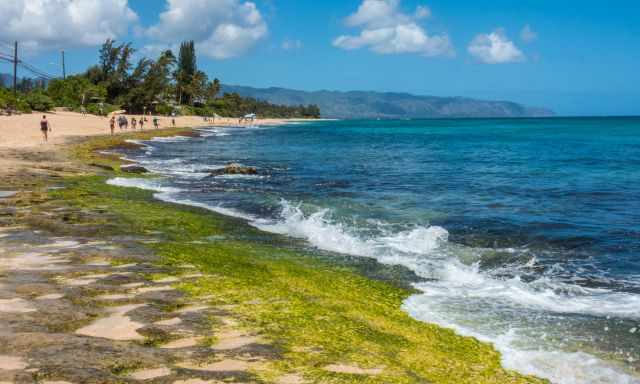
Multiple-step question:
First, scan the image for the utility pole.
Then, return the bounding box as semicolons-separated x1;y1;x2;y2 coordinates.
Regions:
61;50;66;79
12;41;18;96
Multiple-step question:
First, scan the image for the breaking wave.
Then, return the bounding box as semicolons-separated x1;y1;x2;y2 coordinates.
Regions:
252;200;640;384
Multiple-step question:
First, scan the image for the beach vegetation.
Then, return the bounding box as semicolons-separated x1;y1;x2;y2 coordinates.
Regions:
24;90;54;111
0;86;31;113
0;39;320;118
47;75;107;109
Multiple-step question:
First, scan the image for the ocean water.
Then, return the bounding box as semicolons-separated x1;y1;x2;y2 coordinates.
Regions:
111;118;640;384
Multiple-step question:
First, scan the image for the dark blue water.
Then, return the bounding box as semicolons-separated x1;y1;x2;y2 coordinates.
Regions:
112;118;640;383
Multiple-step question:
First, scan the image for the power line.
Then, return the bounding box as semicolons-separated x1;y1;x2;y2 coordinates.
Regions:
13;42;17;95
18;61;55;80
0;49;56;80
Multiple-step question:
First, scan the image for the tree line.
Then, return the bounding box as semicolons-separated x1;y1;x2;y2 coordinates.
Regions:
0;40;320;119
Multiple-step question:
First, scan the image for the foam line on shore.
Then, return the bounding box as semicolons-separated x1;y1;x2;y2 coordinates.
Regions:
252;200;640;384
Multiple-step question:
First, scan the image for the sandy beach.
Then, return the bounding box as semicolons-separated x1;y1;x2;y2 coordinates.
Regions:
0;111;303;150
0;111;310;176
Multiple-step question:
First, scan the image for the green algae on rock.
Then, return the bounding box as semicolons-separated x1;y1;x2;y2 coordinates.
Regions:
45;131;548;384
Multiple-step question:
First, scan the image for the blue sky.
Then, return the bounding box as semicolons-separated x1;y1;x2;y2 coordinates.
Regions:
0;0;638;116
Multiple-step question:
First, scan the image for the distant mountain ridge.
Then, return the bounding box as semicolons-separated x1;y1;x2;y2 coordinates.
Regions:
221;84;554;119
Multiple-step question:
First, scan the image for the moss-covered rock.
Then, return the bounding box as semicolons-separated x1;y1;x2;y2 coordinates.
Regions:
33;130;549;384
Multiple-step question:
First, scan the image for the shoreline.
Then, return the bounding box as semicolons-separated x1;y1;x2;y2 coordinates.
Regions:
0;110;321;150
0;125;547;383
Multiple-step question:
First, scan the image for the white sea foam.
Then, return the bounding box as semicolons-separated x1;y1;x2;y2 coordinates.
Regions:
106;177;182;194
149;135;192;143
107;176;253;220
252;200;640;384
253;203;377;256
404;296;639;384
135;158;212;179
154;193;256;221
196;128;231;137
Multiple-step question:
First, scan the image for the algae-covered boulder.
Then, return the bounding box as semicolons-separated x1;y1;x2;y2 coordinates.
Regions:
120;164;148;174
89;163;115;171
209;163;258;176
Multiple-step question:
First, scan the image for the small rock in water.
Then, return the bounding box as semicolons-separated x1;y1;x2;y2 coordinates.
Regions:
89;163;115;171
120;164;148;174
208;163;258;176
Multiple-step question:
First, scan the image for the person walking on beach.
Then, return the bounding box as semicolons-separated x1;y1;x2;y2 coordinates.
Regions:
40;115;51;142
131;117;137;130
153;116;159;129
109;116;115;135
139;116;144;130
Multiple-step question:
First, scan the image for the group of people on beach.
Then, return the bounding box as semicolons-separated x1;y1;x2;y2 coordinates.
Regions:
108;114;165;135
38;112;177;143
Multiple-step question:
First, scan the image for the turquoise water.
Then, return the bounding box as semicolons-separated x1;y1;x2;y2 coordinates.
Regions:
113;117;640;383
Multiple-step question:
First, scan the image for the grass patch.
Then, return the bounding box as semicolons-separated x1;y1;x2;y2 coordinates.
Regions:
109;359;145;376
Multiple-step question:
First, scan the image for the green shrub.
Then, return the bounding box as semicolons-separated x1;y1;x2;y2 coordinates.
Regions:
85;103;119;116
25;91;54;111
47;76;106;108
154;103;173;116
16;98;32;113
191;106;214;116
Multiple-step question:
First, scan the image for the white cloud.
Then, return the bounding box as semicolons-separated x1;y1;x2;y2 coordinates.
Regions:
281;39;303;51
0;0;137;52
333;0;454;57
468;29;525;64
146;0;267;60
520;24;537;43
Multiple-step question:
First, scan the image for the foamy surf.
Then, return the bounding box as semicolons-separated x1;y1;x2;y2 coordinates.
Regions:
106;177;182;194
253;200;640;384
149;135;192;143
134;158;212;179
106;176;255;221
156;193;256;221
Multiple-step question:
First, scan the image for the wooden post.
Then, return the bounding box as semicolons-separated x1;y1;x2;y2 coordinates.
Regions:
12;41;18;96
61;50;66;79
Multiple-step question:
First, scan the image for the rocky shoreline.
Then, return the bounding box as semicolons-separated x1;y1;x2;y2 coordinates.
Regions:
0;128;546;384
0;135;287;384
